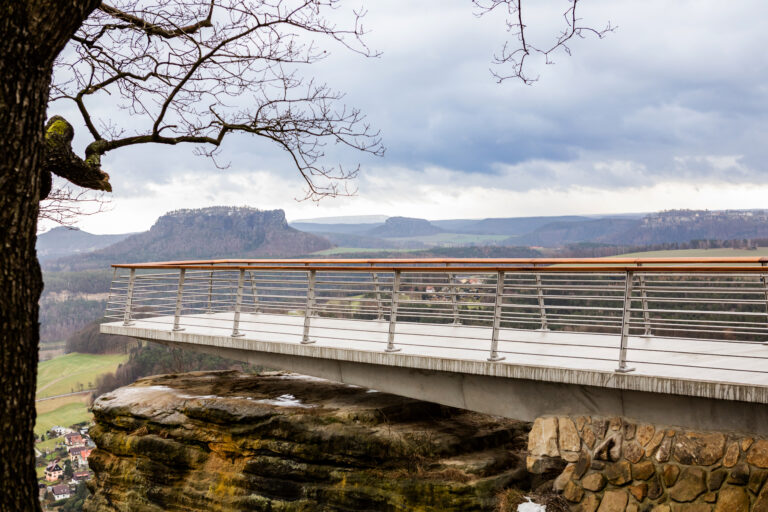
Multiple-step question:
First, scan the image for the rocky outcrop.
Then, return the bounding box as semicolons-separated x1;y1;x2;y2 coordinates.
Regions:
84;371;534;511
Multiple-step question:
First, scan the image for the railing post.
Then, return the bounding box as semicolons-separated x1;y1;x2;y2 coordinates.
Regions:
488;271;506;362
386;270;402;353
248;270;260;313
122;268;136;326
761;262;768;342
616;271;636;373
172;268;186;332
373;272;384;320
535;272;548;330
302;270;317;344
638;264;651;336
231;269;246;338
206;270;214;314
451;273;461;325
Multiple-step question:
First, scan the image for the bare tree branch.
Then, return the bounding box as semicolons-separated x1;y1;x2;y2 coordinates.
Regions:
474;0;615;84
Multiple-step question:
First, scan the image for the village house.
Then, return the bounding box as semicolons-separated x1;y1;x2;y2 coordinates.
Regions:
64;432;85;447
44;461;63;482
51;484;71;501
72;470;91;482
49;426;73;437
68;445;93;467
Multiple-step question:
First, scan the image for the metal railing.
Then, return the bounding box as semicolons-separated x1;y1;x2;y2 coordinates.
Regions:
104;257;768;374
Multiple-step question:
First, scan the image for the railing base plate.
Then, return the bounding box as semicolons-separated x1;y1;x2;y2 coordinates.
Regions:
614;367;636;373
231;333;245;338
301;340;317;345
487;356;506;362
385;347;402;353
172;328;185;332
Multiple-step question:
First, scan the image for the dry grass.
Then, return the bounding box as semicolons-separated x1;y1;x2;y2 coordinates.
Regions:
496;489;570;512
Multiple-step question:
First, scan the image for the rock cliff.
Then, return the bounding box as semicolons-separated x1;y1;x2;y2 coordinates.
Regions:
84;371;541;512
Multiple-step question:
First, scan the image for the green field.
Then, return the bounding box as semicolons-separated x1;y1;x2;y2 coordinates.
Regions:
617;247;768;258
385;233;511;246
35;401;91;436
36;352;127;399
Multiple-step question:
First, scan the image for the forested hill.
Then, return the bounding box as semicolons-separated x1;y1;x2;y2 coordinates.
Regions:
45;207;332;271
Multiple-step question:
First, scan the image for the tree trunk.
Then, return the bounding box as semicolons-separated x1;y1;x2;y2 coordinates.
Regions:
0;2;98;509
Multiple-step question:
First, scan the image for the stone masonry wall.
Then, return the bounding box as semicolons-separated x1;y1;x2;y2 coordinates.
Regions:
527;415;768;512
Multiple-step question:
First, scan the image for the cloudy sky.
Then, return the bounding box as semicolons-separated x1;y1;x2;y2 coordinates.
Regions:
48;0;768;234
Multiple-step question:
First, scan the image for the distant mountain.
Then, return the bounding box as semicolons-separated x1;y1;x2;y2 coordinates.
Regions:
37;227;132;261
367;217;444;238
317;232;426;250
512;218;642;247
458;216;591;236
46;207;332;270
290;222;384;235
291;215;389;224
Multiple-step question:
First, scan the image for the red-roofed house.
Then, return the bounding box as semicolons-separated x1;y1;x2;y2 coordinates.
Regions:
64;433;85;447
44;461;63;482
68;446;93;466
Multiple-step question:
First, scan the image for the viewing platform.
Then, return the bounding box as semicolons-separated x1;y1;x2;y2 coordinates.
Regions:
101;257;768;433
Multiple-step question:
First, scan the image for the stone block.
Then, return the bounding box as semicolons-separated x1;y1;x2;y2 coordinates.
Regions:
741;437;753;452
554;464;576;492
559;417;581;453
671;505;711;512
574;451;591;478
583;427;597;450
713;485;749;512
575;416;587;432
648;473;664;500
655;435;673;463
624;442;645;464
623;422;637;441
707;468;726;491
646;431;665;457
609;417;622;431
651;506;671;512
673;432;726;466
662;464;681;487
722;442;739;468
596;489;628;512
528;417;559;457
576;493;601;512
637;424;656;447
563;451;580;462
669;467;707;502
632;460;655;481
749;469;768;495
753;482;768;512
748;440;768;469
582;472;607;492
563;480;584;503
595;434;622;462
629;482;648;501
605;460;632;486
702;491;716;503
726;463;749;486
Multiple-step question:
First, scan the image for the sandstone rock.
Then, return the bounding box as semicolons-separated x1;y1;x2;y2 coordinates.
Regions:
576;416;587;432
529;417;559;457
559;417;581;452
648;473;664;500
753;482;768;511
527;455;566;474
750;469;768;495
596;490;628;512
605;460;632;486
582;473;607;492
563;480;585;503
594;419;609;440
722;441;740;467
626;504;639;512
563;451;580;462
632;460;655;481
574;451;592;478
83;371;531;512
624;442;645;463
662;464;681;487
713;486;749;512
610;417;622;431
646;430;665;457
595;434;622;462
637;424;656;447
702;491;717;503
671;505;712;512
655;435;673;463
554;464;576;492
629;482;648;501
576;494;601;512
583;427;597;450
651;506;671;512
669;467;707;502
741;437;754;452
591;460;605;470
748;440;768;469
727;463;750;486
623;422;637;441
707;468;726;491
673;432;726;466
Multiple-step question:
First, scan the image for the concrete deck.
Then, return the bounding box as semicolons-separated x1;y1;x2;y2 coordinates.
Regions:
101;312;768;405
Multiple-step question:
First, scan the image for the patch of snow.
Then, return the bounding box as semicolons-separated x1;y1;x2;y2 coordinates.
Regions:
517;498;546;512
253;394;316;408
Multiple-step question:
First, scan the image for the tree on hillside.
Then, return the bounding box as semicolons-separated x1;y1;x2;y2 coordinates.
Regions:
0;1;608;509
